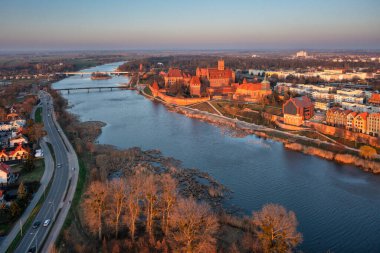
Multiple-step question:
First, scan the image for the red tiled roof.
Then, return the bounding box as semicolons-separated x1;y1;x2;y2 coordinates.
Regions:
208;68;233;79
190;76;201;86
349;111;358;117
291;96;313;108
9;145;27;157
237;83;263;91
357;112;369;120
369;94;380;103
167;68;183;78
151;80;159;90
0;163;10;174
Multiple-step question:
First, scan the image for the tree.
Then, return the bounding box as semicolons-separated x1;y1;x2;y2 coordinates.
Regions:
106;179;127;239
359;145;377;160
17;181;28;201
82;181;107;240
10;201;22;218
252;204;302;253
169;198;219;253
125;175;142;242
142;174;159;239
23;155;35;172
161;174;178;235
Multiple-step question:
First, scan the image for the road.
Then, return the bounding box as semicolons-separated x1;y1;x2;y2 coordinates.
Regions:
14;91;78;253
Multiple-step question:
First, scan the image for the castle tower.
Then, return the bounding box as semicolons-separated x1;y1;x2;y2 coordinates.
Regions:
218;59;225;71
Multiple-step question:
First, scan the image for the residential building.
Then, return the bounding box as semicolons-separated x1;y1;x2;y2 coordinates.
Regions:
0;163;11;184
367;113;380;136
334;94;364;104
314;101;332;111
283;96;314;126
369;93;380;105
326;108;351;127
346;112;357;131
353;112;368;133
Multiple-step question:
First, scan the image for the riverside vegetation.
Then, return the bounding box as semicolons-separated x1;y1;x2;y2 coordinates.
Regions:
48;87;303;252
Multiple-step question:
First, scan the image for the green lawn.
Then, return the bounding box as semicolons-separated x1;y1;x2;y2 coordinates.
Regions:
15;159;45;183
35;107;43;123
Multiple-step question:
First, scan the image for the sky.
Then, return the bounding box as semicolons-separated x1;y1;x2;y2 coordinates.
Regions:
0;0;379;51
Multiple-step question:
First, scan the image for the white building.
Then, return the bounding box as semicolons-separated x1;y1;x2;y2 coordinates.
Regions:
296;51;308;58
342;102;380;113
334;95;364;105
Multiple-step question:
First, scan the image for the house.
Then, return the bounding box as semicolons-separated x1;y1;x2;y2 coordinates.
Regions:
346;112;358;131
196;60;235;87
10;135;28;147
367;113;380;136
0;163;11;184
369;93;380;105
0;149;8;162
8;145;29;161
326;108;352;127
283;96;314;126
353;112;368;133
189;76;201;97
233;78;272;102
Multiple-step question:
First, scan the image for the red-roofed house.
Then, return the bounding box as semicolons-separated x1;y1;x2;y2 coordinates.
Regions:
0;149;8;162
346;111;358;131
369;93;380;105
8;145;29;161
0;163;11;184
233;78;272;102
283;96;314;126
353;112;368;133
189;76;201;97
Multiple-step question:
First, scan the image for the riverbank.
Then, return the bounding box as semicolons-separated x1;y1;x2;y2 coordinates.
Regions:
142;89;380;174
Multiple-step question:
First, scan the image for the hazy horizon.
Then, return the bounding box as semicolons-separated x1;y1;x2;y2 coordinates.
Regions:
1;0;379;51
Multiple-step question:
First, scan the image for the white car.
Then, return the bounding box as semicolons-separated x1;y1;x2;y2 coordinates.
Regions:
43;219;51;227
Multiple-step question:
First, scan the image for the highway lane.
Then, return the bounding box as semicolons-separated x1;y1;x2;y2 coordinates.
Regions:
15;91;71;253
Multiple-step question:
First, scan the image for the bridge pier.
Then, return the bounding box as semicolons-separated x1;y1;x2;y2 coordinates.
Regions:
87;88;90;93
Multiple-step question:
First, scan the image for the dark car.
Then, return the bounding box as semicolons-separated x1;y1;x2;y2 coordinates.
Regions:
28;246;36;253
32;221;41;229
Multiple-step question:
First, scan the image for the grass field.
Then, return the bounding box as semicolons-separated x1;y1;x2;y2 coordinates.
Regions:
35;107;43;123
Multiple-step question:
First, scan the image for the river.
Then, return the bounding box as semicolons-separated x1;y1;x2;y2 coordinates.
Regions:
53;62;380;253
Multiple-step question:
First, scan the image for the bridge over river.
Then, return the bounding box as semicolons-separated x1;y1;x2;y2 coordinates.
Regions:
55;86;135;93
56;71;131;76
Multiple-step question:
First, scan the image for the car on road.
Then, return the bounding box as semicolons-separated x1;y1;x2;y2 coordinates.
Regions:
28;246;36;253
32;221;41;229
43;219;51;227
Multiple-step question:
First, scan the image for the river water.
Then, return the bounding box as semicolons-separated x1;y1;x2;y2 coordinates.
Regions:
53;62;380;253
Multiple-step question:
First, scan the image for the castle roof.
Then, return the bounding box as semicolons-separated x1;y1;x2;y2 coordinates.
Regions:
167;68;183;78
291;96;313;108
190;76;201;86
208;68;233;79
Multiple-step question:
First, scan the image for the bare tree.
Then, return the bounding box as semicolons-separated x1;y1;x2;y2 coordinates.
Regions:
125;174;143;242
82;181;107;240
160;174;177;235
106;179;127;239
142;174;159;239
252;204;303;253
169;198;219;253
